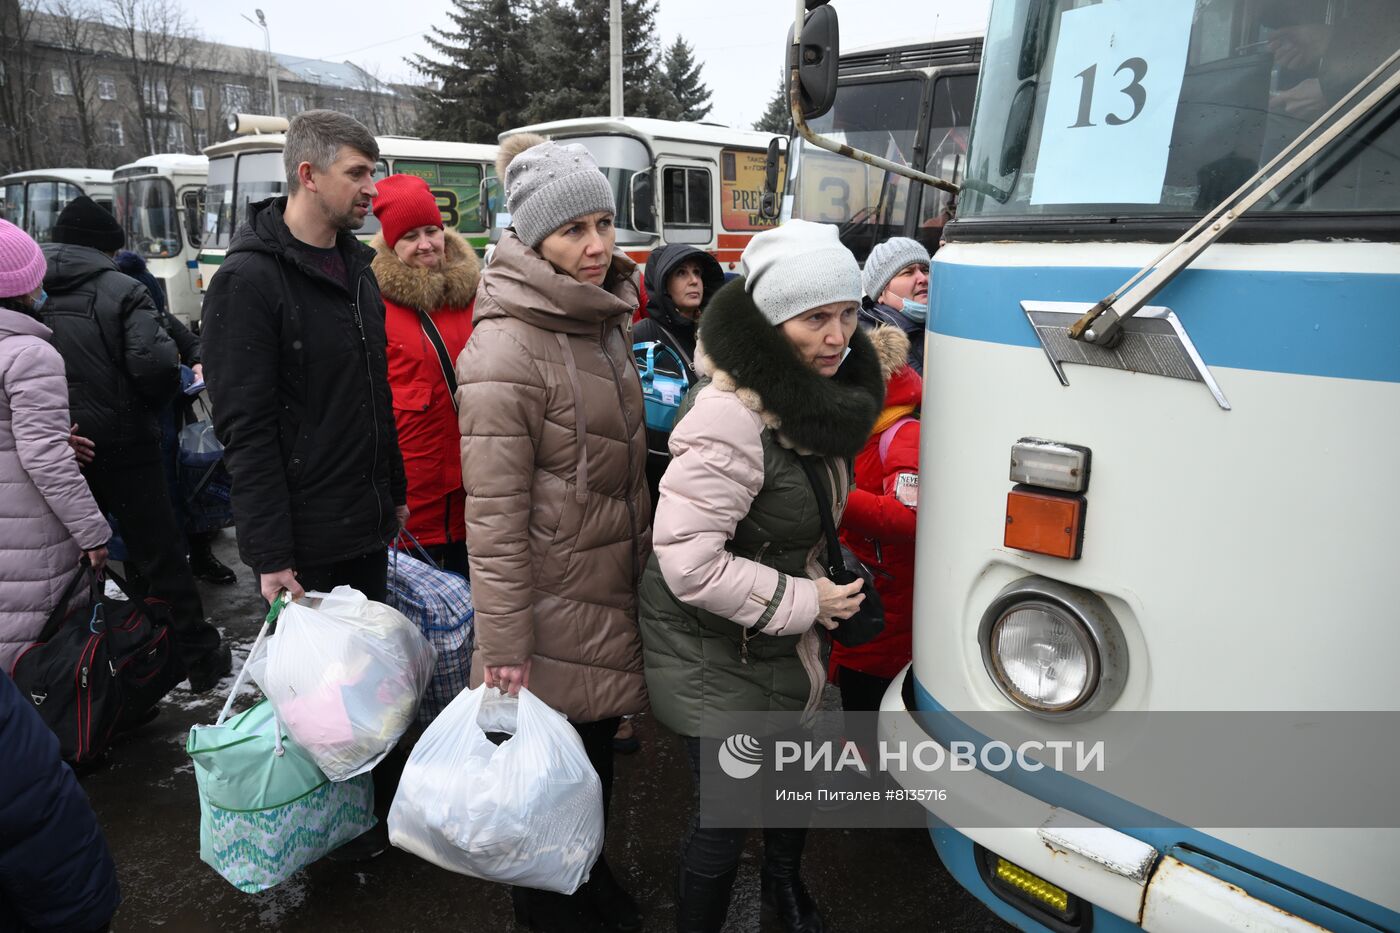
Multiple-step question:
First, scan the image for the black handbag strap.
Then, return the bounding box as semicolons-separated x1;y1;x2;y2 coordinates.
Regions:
797;456;847;575
416;309;460;414
37;563;101;643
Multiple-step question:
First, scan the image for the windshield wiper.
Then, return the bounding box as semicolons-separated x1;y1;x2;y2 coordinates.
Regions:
1070;46;1400;348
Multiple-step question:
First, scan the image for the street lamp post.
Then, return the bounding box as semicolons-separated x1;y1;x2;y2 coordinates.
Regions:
241;9;280;116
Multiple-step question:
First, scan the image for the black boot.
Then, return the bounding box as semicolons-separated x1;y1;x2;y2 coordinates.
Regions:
580;855;642;932
513;886;606;933
760;829;824;933
189;533;237;585
675;866;736;933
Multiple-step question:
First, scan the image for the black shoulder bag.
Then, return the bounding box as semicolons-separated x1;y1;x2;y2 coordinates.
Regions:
416;310;460;413
797;456;885;648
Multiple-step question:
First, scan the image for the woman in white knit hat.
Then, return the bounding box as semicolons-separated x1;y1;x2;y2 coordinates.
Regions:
638;219;884;933
858;236;931;374
455;134;651;933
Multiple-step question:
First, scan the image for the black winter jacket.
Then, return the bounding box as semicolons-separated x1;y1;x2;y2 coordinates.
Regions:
634;244;724;499
0;671;121;932
116;249;200;364
201;197;406;574
40;243;180;463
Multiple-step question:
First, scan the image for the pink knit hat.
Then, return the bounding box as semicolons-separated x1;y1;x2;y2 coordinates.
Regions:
0;218;47;299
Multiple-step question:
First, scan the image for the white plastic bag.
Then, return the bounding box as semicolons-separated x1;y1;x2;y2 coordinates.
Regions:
250;586;436;781
388;685;603;894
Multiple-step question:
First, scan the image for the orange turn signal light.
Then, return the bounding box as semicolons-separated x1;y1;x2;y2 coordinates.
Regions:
1005;486;1085;560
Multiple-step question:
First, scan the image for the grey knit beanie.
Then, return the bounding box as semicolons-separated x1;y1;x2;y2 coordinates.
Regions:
739;220;862;326
862;237;929;301
503;137;616;249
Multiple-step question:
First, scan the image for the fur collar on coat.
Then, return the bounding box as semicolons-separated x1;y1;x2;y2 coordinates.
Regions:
696;278;884;460
370;227;480;313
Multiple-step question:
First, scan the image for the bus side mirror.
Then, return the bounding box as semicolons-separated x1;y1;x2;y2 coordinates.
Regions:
629;169;656;234
184;190;203;248
479;176;503;232
785;4;839;121
1018;0;1056;80
759;136;786;220
1000;80;1038;183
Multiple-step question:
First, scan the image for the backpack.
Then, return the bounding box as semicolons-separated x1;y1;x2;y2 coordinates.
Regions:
633;340;691;433
10;565;185;766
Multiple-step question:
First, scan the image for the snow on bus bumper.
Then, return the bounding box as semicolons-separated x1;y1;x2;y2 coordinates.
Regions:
877;666;1326;932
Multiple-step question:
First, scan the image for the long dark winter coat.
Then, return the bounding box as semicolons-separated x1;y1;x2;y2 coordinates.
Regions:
201;197;406;574
639;279;884;737
40;243;180;462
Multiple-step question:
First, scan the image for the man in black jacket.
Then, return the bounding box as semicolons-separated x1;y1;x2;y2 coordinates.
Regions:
41;196;229;692
202;110;405;613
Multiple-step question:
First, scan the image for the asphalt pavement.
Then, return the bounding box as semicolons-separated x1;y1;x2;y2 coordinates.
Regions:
79;531;1012;933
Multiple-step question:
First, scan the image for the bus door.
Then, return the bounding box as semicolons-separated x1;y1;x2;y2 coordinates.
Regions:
656;157;716;249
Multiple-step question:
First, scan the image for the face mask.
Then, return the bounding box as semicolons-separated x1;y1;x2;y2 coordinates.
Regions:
900;296;928;323
31;289;48;313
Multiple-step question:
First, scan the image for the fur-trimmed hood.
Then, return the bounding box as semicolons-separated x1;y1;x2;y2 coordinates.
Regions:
695;278;883;459
370;227;480;313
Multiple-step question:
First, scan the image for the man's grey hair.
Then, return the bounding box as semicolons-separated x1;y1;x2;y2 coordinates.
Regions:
283;110;379;190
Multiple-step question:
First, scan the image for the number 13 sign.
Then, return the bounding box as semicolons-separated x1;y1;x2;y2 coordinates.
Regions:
1031;0;1195;206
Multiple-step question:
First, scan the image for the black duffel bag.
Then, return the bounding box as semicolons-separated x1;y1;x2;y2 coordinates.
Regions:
10;564;185;766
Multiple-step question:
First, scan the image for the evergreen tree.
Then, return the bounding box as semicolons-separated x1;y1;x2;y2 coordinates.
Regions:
662;37;712;121
754;76;791;134
522;0;681;123
414;0;530;143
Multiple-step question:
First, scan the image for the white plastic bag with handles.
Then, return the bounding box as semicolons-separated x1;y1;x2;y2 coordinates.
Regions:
388;685;603;894
249;586;436;781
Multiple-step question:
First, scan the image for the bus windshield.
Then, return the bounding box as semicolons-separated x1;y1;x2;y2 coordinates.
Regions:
788;76;926;260
962;0;1400;221
202;156;235;250
205;151;286;250
116;177;181;258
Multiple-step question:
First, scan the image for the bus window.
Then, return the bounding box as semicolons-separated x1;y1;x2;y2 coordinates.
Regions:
118;177;181;258
203;157;235;250
662;166;712;244
919;73;978;246
391;160;486;235
961;0;1400;220
1;183;23;227
233;151;286;234
27;181;82;242
789;77;922;259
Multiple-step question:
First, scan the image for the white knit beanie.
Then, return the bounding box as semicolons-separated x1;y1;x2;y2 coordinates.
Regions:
504;138;616;249
739;220;861;326
862;237;929;301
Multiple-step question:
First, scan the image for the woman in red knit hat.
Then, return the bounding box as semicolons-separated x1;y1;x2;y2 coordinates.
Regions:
371;173;480;576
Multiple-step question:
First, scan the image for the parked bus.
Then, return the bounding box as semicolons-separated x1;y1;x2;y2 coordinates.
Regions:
112;154;208;324
0;168;114;243
780;33;980;262
495;117;786;272
199;122;497;290
786;1;1400;931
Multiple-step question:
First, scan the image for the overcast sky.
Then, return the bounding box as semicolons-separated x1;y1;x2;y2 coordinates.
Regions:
186;0;991;131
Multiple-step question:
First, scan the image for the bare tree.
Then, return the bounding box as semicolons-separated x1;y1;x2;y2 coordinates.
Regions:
46;0;104;164
102;0;198;154
0;0;44;172
352;61;389;135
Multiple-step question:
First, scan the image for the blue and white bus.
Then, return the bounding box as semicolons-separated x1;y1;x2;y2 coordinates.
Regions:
785;0;1400;930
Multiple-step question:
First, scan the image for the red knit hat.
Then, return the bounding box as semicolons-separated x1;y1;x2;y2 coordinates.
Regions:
372;174;444;248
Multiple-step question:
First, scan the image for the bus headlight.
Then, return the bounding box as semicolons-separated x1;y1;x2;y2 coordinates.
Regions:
979;577;1128;719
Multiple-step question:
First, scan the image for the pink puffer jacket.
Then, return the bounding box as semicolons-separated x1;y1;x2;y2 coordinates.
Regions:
0;308;109;671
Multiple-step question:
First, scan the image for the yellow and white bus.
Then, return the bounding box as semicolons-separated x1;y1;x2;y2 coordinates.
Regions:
199;123;497;290
0;168;114;243
496;117;787;273
112;153;208;324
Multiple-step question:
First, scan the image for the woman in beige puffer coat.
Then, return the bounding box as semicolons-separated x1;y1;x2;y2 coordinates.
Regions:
455;135;650;933
0;219;109;672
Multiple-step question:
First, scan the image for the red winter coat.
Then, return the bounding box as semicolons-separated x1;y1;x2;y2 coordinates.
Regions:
835;356;921;680
373;229;480;547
